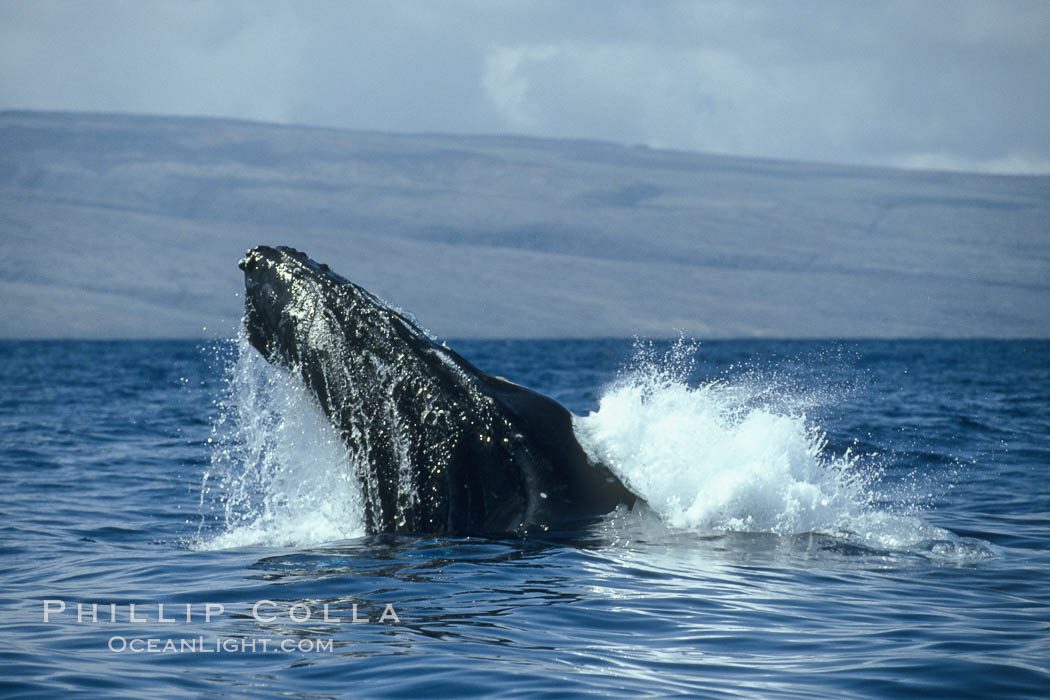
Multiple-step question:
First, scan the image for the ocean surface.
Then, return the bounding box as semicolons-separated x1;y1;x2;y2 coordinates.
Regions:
2;337;1048;698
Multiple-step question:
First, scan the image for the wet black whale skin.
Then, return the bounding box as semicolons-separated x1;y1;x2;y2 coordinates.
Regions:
240;245;638;534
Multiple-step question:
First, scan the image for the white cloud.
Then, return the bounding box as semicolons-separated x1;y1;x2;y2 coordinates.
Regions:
1;0;1047;174
891;152;1050;176
483;45;559;130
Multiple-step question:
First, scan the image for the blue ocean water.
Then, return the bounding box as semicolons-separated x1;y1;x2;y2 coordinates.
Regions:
1;338;1048;697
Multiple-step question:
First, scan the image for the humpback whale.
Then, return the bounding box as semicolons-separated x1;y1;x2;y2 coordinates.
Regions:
238;245;637;535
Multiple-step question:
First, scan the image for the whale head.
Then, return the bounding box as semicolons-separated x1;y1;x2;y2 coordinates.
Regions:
237;245;637;534
238;244;533;532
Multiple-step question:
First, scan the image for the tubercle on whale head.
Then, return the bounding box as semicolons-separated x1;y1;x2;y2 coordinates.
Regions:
239;246;346;367
240;246;294;364
239;245;455;375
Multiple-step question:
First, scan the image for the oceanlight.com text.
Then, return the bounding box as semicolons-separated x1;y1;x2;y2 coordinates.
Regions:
108;636;334;654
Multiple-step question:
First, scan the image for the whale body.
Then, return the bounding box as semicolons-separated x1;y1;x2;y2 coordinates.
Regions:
239;245;637;534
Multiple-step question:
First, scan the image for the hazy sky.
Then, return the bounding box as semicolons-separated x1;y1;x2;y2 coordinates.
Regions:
2;0;1048;173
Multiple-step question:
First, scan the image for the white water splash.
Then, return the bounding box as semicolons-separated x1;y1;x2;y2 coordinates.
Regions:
575;340;959;552
194;334;988;560
194;335;366;550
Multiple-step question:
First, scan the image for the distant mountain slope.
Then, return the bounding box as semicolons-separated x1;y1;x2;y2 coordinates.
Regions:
1;110;1047;338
